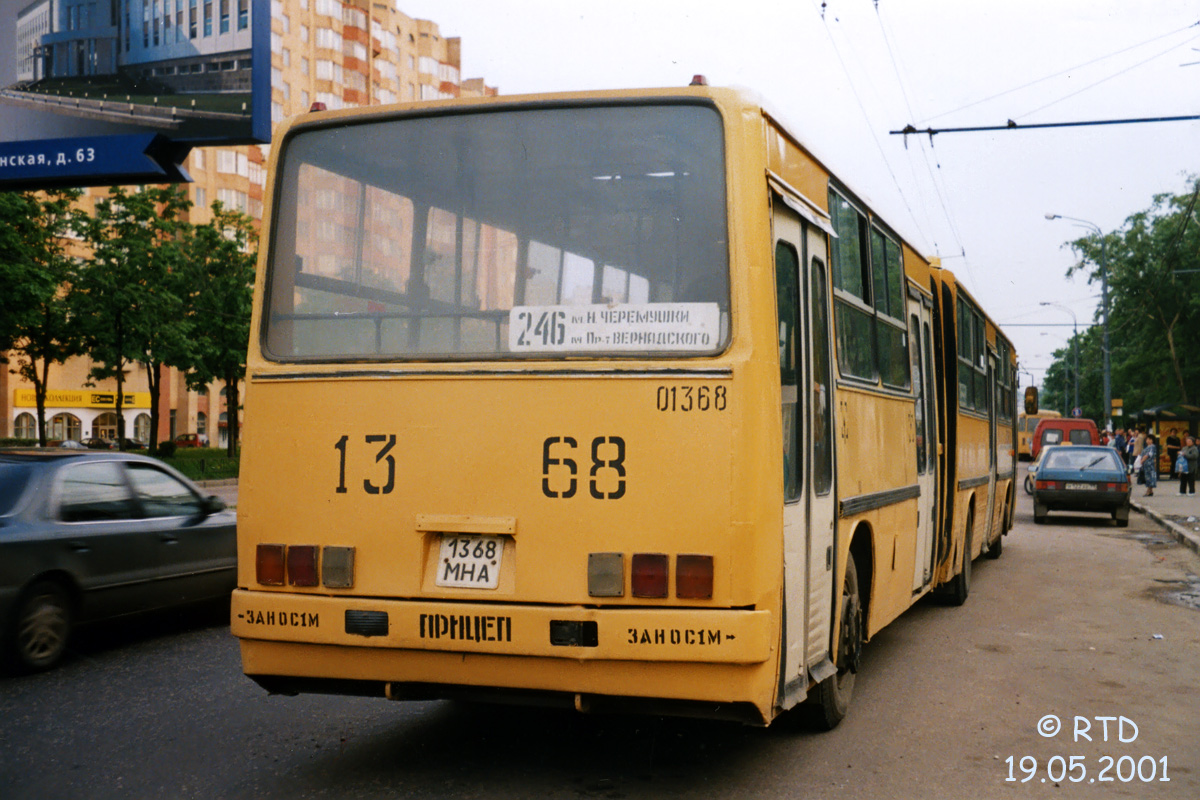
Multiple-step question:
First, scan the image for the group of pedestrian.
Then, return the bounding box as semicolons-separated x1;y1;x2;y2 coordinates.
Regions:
1109;425;1198;496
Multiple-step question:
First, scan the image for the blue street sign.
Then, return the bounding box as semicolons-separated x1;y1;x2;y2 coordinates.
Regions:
0;134;191;190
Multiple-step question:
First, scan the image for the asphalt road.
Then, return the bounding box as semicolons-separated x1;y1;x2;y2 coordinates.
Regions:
2;495;1197;800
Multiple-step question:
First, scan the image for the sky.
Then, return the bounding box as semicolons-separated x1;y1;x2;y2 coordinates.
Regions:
398;0;1200;399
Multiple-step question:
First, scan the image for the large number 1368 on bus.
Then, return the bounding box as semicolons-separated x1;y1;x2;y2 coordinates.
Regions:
233;84;1017;728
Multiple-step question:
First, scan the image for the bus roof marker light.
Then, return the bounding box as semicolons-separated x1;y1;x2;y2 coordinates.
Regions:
631;554;669;598
690;75;708;86
676;555;714;600
588;553;625;597
256;544;286;586
287;545;320;587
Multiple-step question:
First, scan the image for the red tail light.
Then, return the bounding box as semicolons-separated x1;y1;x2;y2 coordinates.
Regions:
676;555;714;599
631;554;669;598
256;544;286;585
287;545;319;587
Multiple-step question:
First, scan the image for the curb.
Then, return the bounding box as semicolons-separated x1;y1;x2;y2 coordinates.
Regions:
1130;500;1200;557
195;478;238;488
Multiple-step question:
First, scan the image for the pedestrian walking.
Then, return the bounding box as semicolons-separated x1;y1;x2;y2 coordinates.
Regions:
1140;434;1158;496
1113;428;1127;466
1180;435;1198;496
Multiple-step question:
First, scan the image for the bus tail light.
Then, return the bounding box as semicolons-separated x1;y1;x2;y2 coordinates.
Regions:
322;546;355;588
631;554;669;598
287;545;320;586
676;555;714;599
256;544;286;585
588;553;625;597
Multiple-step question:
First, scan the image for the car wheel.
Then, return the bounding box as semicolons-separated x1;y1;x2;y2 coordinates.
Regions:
809;557;862;731
9;581;73;672
1033;502;1048;525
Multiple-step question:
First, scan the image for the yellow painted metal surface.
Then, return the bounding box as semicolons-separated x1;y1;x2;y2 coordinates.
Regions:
238;84;1018;723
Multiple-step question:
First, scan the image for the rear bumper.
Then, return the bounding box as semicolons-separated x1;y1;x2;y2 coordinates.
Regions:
233;589;778;722
1033;489;1129;512
231;589;772;663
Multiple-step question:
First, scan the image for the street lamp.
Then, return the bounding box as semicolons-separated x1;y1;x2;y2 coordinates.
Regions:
1039;302;1079;415
1046;213;1110;430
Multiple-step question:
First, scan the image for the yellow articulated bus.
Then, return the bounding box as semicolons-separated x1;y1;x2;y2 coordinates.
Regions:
233;85;1017;727
1017;410;1062;460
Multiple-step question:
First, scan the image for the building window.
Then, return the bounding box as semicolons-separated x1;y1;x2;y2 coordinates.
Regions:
135;413;152;443
197;411;208;436
52;413;83;442
14;412;36;439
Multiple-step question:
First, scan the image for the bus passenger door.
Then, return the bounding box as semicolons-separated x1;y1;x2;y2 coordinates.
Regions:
775;200;837;708
911;301;938;590
984;354;999;546
773;206;809;706
803;225;836;672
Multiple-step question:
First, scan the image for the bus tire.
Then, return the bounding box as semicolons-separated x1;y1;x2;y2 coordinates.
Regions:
944;516;972;607
7;580;72;673
810;557;861;731
986;528;1003;559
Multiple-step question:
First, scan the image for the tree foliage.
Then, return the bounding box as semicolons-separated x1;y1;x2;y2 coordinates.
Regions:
179;201;258;456
74;185;192;453
0;190;84;445
1049;178;1200;422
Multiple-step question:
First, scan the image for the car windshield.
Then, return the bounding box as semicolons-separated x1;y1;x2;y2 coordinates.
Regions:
1044;449;1122;471
263;102;730;361
0;462;34;515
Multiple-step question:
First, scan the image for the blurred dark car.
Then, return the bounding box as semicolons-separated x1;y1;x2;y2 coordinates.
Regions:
0;450;236;672
174;433;203;448
81;438;111;450
1032;445;1130;527
112;438;146;451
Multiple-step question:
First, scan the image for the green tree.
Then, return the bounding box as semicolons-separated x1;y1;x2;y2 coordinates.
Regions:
1053;179;1200;417
1;190;86;445
74;185;192;453
180;201;258;457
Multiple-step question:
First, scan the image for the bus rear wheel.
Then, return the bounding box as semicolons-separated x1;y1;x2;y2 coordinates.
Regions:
942;515;972;606
810;557;862;731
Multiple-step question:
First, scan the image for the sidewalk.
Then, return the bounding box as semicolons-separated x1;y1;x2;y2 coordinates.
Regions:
1130;477;1200;556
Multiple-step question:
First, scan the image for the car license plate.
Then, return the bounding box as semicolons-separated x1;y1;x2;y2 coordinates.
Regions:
1065;482;1094;491
436;534;503;589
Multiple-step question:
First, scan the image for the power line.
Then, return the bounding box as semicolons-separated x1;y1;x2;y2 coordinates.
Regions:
1015;31;1200;120
919;19;1200;124
892;113;1200;137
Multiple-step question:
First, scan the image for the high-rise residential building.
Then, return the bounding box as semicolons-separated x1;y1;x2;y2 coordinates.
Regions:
2;2;496;445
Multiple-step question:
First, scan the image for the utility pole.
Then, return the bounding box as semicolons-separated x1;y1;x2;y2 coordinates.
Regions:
1046;214;1110;430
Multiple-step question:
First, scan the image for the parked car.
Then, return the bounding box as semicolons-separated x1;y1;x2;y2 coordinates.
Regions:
174;433;204;448
1029;417;1100;460
112;438;146;451
1032;445;1130;527
81;437;111;450
0;449;236;672
57;440;86;450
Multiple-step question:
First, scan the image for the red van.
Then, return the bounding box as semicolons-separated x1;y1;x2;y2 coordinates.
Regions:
1030;417;1100;460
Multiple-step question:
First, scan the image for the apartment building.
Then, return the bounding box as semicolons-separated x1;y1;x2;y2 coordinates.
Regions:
2;1;497;443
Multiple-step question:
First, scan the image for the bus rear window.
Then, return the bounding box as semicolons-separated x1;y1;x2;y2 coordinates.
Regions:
263;103;730;360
